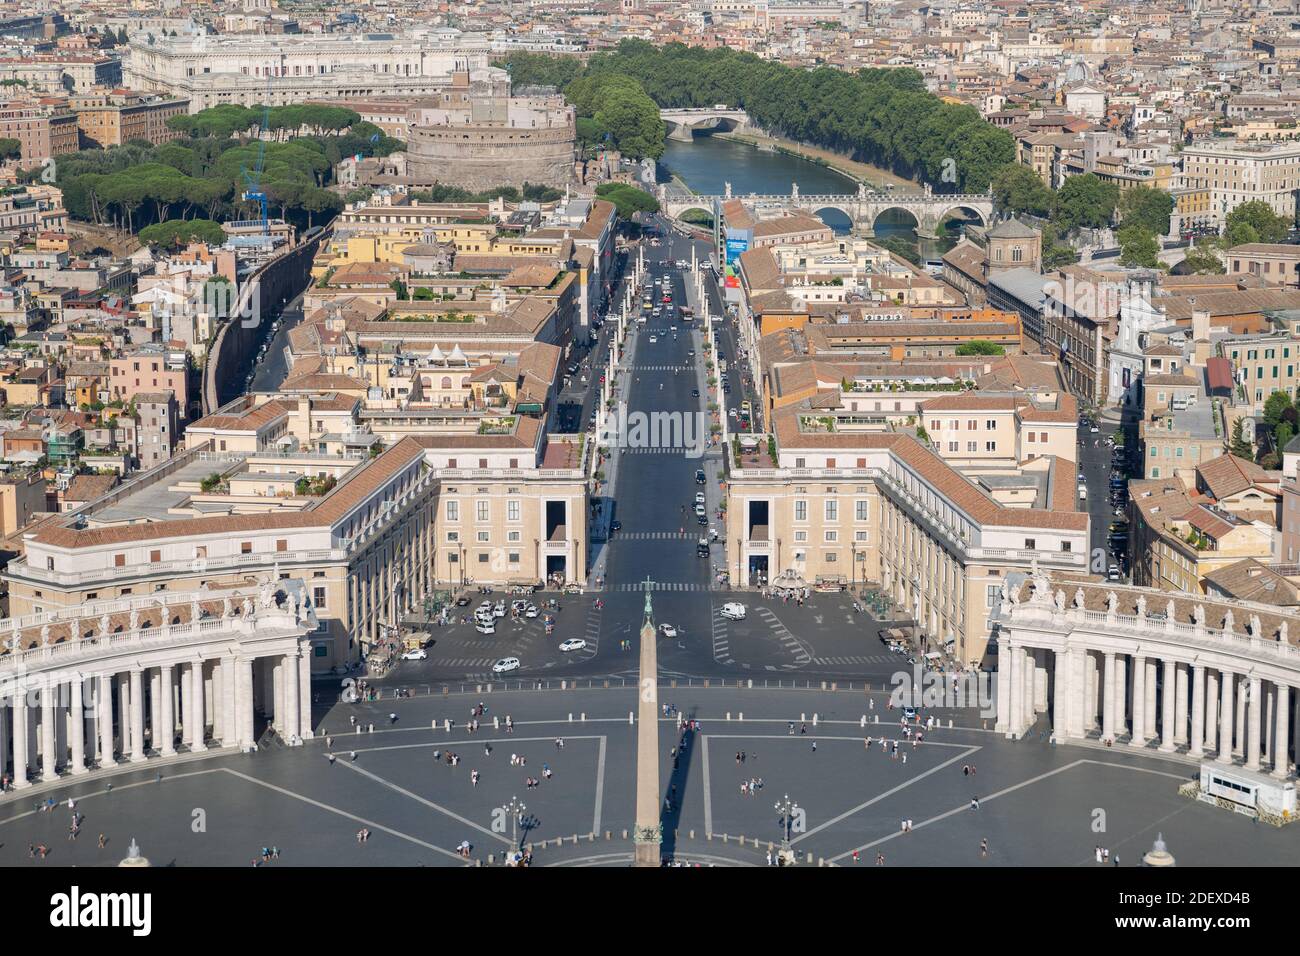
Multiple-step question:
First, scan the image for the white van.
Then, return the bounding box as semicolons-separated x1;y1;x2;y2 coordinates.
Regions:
475;621;496;635
720;602;746;621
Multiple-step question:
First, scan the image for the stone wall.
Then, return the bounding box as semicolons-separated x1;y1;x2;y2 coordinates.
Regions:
406;122;576;190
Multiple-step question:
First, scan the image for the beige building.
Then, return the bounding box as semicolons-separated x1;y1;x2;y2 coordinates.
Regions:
921;390;1078;470
0;472;44;537
726;410;1088;666
70;91;190;148
1130;477;1274;594
1;393;589;669
1178;140;1300;226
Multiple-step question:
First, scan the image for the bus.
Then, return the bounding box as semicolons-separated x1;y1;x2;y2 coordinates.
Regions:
679;306;694;322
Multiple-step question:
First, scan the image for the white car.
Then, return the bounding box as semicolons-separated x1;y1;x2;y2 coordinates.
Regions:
492;657;521;674
493;602;506;618
649;335;658;343
400;648;427;661
558;638;587;652
720;602;746;621
477;601;493;615
695;504;706;517
475;621;496;635
524;604;539;618
659;623;678;638
695;492;706;504
511;599;528;613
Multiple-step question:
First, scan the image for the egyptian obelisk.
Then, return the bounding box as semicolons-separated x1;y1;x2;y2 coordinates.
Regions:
633;578;662;866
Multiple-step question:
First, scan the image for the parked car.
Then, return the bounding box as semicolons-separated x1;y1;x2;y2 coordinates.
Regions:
475;621;496;635
524;604;539;618
695;469;707;484
493;602;507;618
492;657;520;673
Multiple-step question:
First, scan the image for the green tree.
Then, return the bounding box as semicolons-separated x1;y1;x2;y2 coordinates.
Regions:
955;340;1005;356
1181;239;1225;275
1263;390;1294;432
1117;224;1161;269
1224;200;1290;246
1118;186;1174;236
592;82;664;160
595;182;660;217
138;218;226;248
0;137;20;161
390;278;408;301
1053;174;1119;232
1276;421;1296;459
1230;418;1253;459
990;164;1053;217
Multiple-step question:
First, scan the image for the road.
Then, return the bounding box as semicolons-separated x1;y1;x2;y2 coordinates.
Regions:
385;215;912;689
249;291;307;392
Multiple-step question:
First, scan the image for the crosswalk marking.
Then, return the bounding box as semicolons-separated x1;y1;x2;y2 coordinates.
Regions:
629;364;694;371
710;603;732;665
434;658;497;668
610;531;697;540
811;655;896;666
614;581;708;592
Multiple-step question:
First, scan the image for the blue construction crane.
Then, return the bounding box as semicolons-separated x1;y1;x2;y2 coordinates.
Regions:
240;82;272;236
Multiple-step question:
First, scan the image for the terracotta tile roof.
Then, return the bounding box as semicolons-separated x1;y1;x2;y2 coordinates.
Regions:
31;438;427;549
1198;453;1278;501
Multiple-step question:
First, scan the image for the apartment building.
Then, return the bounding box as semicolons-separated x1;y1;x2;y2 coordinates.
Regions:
1225;243;1300;288
1178;140;1300;226
1219;324;1300;410
726;409;1088;666
1129;477;1273;594
69;90;190;148
0;101;79;164
922;390;1078;470
1;394;589;668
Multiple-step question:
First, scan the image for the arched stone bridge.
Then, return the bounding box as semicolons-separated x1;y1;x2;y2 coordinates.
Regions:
660;107;753;143
660;184;995;239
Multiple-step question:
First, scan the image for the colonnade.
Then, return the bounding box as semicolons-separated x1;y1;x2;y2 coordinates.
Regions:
0;645;314;789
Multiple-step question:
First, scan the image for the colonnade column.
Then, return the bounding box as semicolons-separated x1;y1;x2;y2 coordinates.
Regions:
11;699;28;788
159;665;176;757
1174;664;1189;747
98;674;115;767
237;658;255;749
1246;676;1262;772
69;678;87;775
1273;683;1291;778
190;661;207;753
1102;652;1116;741
1189;665;1205;760
40;684;57;781
283;651;300;745
1217;671;1235;764
1129;655;1147;747
130;668;146;762
1051;649;1070;738
298;645;314;740
1204;669;1219;753
1159;659;1176;752
995;643;1012;734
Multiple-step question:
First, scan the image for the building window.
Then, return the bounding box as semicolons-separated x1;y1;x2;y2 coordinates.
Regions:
241;542;252;554
313;587;327;609
507;500;520;522
794;500;807;521
1024;538;1036;550
447;500;459;521
855;500;868;521
825;500;838;522
476;500;489;523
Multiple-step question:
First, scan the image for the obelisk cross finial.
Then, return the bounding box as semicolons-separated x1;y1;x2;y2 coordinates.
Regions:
642;575;654;622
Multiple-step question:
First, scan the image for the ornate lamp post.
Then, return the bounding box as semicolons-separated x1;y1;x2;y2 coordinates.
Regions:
774;793;799;865
506;794;526;848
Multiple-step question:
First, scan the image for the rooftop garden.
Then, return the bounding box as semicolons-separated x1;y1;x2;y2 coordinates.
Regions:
295;474;337;497
799;415;838;433
478;416;516;435
842;378;972;393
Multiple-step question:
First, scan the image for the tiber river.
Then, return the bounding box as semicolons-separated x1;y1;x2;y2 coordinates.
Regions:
658;134;966;259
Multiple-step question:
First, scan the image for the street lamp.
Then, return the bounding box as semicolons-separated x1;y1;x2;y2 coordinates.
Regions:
774;793;799;864
506;795;526;849
851;543;858;593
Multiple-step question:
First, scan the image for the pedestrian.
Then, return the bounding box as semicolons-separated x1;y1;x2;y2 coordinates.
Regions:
766;849;773;866
1113;854;1120;867
980;838;988;858
389;713;397;724
97;834;105;849
350;751;357;761
876;853;885;866
811;740;817;753
970;796;980;810
852;850;860;864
